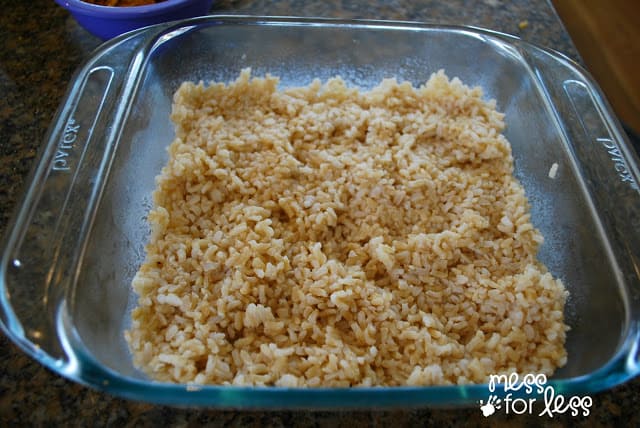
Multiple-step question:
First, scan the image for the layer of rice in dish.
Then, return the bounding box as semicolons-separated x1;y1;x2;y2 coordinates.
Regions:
125;69;568;386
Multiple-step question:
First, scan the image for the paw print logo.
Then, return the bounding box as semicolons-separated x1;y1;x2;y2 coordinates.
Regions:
479;395;502;417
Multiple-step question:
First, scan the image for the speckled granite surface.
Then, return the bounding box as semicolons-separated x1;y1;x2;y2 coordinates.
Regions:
1;0;638;425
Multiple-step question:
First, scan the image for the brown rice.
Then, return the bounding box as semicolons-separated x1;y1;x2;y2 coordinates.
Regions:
125;69;568;386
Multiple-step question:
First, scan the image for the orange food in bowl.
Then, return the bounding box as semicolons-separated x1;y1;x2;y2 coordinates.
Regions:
83;0;165;6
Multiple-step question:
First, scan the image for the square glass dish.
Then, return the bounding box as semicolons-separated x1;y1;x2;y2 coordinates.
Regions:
1;16;639;408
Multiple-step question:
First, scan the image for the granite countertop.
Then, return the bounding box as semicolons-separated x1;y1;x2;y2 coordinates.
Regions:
1;0;638;425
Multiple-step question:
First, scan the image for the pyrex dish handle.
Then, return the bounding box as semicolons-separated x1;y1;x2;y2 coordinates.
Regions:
519;43;640;370
0;26;168;374
559;78;640;306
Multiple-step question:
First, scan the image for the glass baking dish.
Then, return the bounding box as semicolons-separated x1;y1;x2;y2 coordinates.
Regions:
1;16;639;408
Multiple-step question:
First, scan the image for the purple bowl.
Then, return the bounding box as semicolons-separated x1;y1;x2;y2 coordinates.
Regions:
55;0;214;40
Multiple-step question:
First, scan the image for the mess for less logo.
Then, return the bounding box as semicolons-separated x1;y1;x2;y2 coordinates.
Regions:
479;373;593;417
